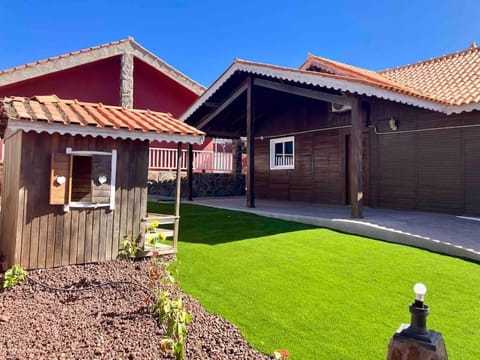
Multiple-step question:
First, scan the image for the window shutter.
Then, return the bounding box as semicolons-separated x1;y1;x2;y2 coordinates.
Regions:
91;155;112;203
50;153;71;205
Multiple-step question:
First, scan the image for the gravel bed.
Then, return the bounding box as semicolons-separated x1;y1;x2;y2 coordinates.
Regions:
0;259;270;360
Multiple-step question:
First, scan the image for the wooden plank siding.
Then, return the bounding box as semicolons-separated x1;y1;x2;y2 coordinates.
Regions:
253;94;362;206
0;130;23;267
251;91;480;215
464;127;480;215
370;99;480;215
0;131;149;269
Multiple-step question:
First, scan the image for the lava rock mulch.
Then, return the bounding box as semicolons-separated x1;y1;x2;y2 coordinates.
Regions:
0;259;270;360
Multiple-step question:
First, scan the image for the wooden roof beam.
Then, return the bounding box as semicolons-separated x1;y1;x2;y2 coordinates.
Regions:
196;78;249;129
253;78;351;105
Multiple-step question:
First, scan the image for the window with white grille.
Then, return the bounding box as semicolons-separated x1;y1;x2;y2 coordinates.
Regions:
270;136;294;170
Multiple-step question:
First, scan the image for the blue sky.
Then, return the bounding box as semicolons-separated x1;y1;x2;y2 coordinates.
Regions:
0;0;478;87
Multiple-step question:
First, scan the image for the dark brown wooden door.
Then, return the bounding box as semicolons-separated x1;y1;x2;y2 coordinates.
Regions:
345;134;370;206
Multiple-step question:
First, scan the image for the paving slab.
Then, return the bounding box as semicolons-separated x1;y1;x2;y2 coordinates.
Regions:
182;197;480;262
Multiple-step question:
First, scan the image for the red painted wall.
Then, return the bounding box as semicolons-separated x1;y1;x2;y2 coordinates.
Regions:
132;59;211;151
0;57;122;105
133;58;198;117
0;54;210;157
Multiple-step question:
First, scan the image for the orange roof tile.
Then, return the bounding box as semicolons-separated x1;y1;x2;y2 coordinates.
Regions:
234;59;444;104
379;45;480;106
304;45;480;107
298;54;438;102
0;95;204;141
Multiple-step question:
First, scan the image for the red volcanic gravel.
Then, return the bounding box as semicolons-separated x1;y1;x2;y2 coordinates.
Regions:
0;259;270;360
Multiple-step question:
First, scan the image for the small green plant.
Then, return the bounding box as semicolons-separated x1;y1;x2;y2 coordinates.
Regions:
118;235;139;260
155;291;192;360
3;264;28;288
148;258;192;360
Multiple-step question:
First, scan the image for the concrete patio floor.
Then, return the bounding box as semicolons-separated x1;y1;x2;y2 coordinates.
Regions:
183;197;480;262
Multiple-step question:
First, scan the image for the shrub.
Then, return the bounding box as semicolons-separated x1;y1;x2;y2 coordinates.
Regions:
3;264;28;289
118;235;139;260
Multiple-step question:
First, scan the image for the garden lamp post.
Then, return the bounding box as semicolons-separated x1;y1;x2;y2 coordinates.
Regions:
387;283;448;360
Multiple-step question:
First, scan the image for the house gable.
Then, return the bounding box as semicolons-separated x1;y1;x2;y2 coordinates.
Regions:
0;57;122;106
0;37;204;97
133;58;199;117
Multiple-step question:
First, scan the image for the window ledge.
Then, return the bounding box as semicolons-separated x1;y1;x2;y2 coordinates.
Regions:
270;166;295;170
64;202;110;212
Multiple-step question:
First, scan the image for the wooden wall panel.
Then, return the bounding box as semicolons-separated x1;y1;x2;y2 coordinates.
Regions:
253;128;343;204
254;140;269;198
377;134;417;209
464;127;480;214
313;130;342;204
370;98;479;214
0;130;22;268
417;130;462;212
248;93;480;215
289;133;313;202
3;132;149;269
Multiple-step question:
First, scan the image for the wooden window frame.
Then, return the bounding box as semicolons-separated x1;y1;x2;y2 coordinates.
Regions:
269;136;295;170
61;147;117;212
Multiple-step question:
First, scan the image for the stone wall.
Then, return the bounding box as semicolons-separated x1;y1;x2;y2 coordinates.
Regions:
148;171;245;198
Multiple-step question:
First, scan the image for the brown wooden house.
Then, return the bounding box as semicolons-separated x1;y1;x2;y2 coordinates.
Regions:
0;96;204;270
181;44;480;217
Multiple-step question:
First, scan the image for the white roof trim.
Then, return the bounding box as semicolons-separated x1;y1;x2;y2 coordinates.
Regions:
5;120;205;145
181;62;480;122
0;38;205;96
444;102;480;115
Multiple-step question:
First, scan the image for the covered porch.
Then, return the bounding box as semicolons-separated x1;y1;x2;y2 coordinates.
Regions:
181;60;444;219
185;196;480;262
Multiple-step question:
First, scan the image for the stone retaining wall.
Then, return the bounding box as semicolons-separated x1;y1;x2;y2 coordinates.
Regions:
148;171;245;198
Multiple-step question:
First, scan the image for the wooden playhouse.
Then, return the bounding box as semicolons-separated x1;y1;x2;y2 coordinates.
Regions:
0;96;204;270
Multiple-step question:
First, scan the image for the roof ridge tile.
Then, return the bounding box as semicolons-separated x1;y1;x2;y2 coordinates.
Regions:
379;45;480;74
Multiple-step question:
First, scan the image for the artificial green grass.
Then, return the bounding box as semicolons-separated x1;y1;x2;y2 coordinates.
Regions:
148;202;480;360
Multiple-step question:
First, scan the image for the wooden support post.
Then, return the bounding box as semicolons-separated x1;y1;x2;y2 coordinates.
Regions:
350;98;363;218
187;143;193;201
173;143;182;251
246;77;255;208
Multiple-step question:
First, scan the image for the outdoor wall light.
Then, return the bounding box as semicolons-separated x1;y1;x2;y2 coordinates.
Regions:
98;175;108;185
56;175;66;185
389;117;398;131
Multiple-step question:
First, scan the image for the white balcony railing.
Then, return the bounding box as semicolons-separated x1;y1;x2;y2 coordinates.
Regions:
149;148;233;172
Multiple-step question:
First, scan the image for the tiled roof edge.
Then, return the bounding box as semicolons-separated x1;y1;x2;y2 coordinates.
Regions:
300;53;420;95
379;45;480;74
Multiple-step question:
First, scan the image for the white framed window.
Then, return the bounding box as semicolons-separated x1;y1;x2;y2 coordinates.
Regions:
50;147;117;211
270;136;294;170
